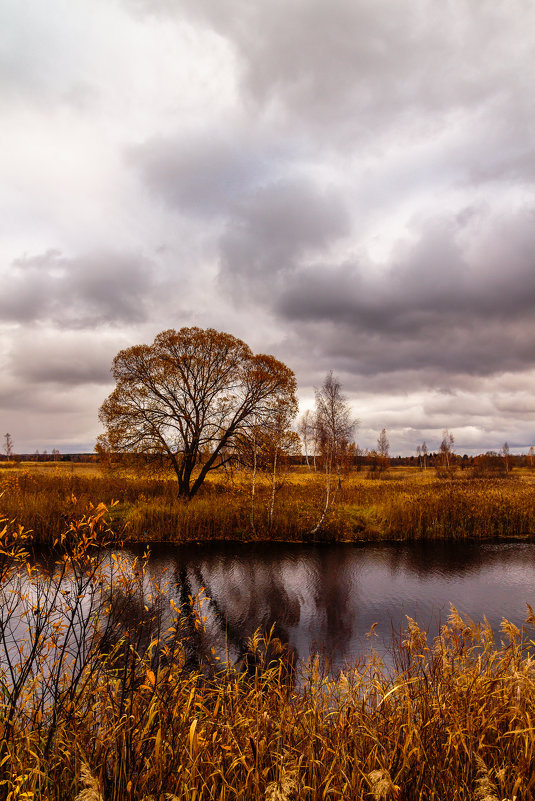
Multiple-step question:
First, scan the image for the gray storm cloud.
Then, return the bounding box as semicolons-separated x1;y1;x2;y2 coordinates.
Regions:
278;209;535;330
9;332;122;387
129;132;281;217
0;250;158;328
218;179;350;292
273;208;535;380
127;0;535;143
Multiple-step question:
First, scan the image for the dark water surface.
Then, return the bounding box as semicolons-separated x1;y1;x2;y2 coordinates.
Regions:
125;539;535;670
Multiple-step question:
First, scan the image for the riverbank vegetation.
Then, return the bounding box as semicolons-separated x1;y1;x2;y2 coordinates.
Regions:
2;461;535;544
1;506;535;800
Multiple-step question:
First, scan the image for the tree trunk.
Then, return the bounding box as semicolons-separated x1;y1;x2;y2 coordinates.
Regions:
310;453;332;536
250;426;257;535
269;446;278;530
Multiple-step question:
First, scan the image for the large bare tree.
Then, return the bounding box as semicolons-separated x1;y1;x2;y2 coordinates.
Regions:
98;327;297;499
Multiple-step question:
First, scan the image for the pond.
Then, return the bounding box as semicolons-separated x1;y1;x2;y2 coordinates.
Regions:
125;538;535;671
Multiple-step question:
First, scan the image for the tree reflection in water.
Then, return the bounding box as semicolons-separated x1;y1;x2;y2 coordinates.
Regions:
25;539;535;675
139;539;535;671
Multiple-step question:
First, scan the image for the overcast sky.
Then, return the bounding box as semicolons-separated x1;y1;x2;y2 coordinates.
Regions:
2;0;535;455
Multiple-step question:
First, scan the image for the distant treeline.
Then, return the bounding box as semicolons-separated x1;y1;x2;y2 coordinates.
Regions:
393;452;532;469
1;451;532;470
0;453;98;463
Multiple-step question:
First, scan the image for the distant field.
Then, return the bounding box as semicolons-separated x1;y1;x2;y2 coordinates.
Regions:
2;460;535;544
12;461;102;477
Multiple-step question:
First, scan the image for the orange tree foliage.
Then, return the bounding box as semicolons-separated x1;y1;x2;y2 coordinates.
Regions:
98;327;297;499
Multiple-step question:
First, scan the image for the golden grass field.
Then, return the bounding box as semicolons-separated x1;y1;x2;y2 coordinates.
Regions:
2;460;535;544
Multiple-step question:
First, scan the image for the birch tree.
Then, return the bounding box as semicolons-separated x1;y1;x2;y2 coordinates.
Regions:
439;430;455;470
3;433;13;459
311;372;356;533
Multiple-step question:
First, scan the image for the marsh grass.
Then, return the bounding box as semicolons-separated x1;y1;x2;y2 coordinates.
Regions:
2;464;535;545
2;506;535;799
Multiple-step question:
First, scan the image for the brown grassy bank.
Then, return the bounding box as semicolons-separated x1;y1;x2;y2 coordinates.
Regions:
1;508;535;800
2;463;535;544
